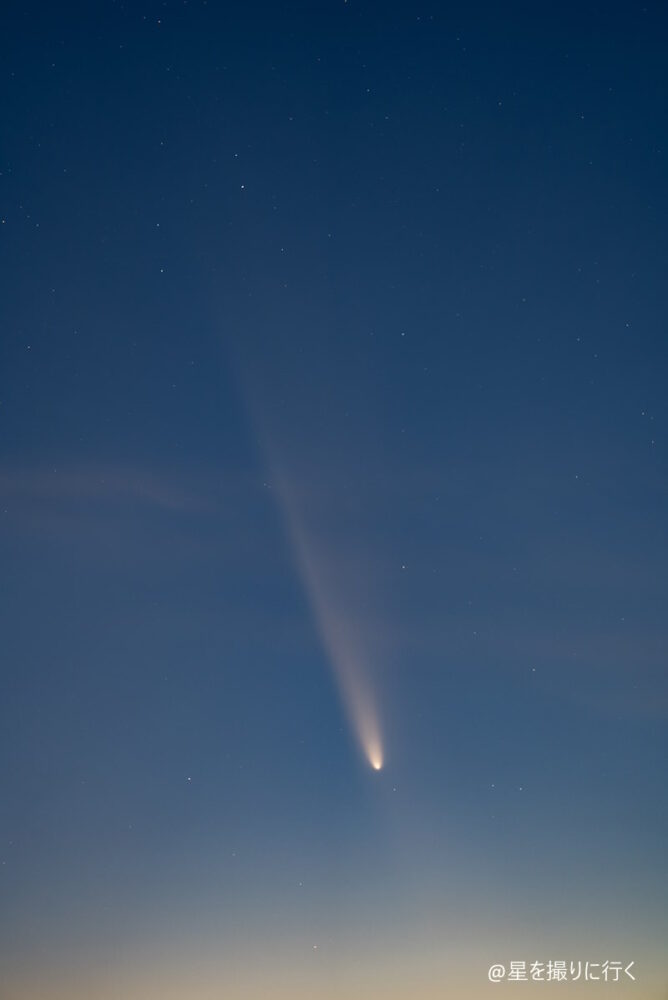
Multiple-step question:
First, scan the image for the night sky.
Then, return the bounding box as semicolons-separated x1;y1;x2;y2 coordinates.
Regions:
1;2;667;998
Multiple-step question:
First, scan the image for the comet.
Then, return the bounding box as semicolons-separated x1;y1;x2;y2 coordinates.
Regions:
272;468;384;773
234;362;385;773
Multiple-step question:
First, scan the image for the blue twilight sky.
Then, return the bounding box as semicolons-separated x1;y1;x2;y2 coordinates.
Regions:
1;2;667;997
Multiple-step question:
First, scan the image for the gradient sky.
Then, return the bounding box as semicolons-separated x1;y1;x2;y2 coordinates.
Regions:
1;2;667;998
